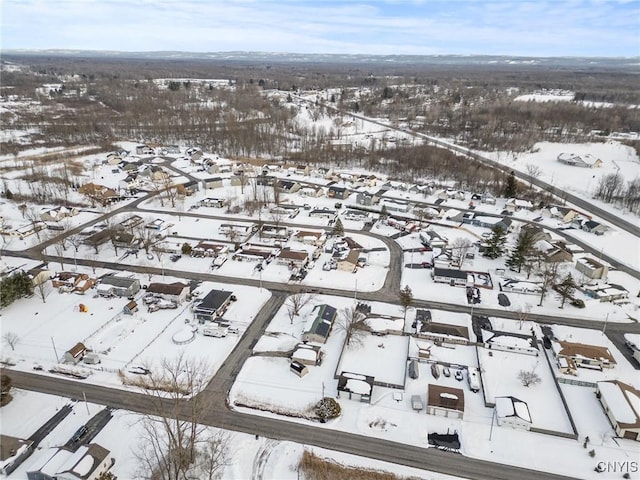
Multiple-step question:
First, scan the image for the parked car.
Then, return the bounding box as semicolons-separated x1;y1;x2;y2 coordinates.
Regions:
454;370;464;381
170;254;182;262
71;425;87;442
443;367;451;377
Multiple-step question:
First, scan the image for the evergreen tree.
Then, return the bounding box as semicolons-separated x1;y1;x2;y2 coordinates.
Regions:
398;285;414;320
506;229;536;273
331;218;344;237
483;225;507;259
504;171;517;198
555;273;577;308
0;271;33;308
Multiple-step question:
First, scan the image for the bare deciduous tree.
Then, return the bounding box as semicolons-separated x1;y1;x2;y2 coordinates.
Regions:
335;306;369;348
3;332;19;351
537;261;559;306
132;354;228;480
285;292;313;324
518;369;541;387
450;237;473;269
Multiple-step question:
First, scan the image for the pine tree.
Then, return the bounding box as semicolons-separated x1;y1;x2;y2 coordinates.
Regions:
504;171;517;198
506;229;536;273
398;285;414;320
483;225;507;259
332;218;344;237
555;273;577;308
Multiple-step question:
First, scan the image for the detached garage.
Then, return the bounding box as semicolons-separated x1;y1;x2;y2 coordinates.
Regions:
427;384;465;419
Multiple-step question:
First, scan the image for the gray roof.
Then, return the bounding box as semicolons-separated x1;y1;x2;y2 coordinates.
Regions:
101;275;139;288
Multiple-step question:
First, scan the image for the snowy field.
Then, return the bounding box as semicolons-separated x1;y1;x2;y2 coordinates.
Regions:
477;347;574;434
0;274;270;389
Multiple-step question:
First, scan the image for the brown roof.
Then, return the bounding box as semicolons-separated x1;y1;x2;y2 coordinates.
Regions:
427;384;465;412
558;340;616;365
343;236;364;250
599;380;640;429
420;322;469;340
0;435;32;461
340;250;360;266
67;342;87;358
278;250;308;261
147;282;188;296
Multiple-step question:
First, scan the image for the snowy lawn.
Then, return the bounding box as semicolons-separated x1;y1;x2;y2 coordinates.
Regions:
477;347;574;434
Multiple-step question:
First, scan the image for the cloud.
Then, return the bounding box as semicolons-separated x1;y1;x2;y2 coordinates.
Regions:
1;0;638;56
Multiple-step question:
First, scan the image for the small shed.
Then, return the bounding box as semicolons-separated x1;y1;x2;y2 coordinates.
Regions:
63;342;87;364
290;361;309;378
123;300;138;315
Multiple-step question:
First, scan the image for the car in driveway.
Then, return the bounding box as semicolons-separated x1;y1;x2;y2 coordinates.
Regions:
497;293;511;307
71;425;87;442
442;367;451;377
454;370;464;381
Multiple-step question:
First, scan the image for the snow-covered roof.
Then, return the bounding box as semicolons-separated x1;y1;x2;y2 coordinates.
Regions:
292;347;317;361
345;378;372;395
495;396;531;423
597;381;640;425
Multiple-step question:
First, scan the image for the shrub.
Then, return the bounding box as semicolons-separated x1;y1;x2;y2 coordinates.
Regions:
315;397;341;421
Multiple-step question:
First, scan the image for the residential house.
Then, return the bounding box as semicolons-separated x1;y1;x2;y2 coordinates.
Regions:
135;144;155;155
182;180;199;196
557;153;603;168
293;230;326;246
482;330;538;356
327;185;350;200
276;249;309;269
63;342;87;364
342;237;364;251
581;220;609;236
276;180;301;194
417;321;470;345
520;224;552;243
27;443;114;480
259;224;289;241
298;185;324;197
146;282;190;303
337;372;374;403
472;216;512;231
96;275;140;298
119;174;142;192
505;198;534;212
534;240;573;263
427;384;465;419
51;272;94;294
39;206;78;223
596;380;640;441
581;283;629;303
111;231;138;249
343;209;371;222
302;304;337;344
192;241;229;257
355;190;380;206
193;289;233;323
553;340;617;373
337;250;360;273
270;204;300;218
162;145;181;154
202;177;224;190
78;183;121;206
575;257;608;280
432;267;470;287
495;396;532;430
27;267;52;287
379;199;410;213
541;205;589;224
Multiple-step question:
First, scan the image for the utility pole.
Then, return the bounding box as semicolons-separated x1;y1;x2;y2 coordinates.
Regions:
489;407;496;441
602;313;609;334
51;337;59;362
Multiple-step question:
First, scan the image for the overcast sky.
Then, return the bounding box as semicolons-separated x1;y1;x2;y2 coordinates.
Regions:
2;0;638;57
